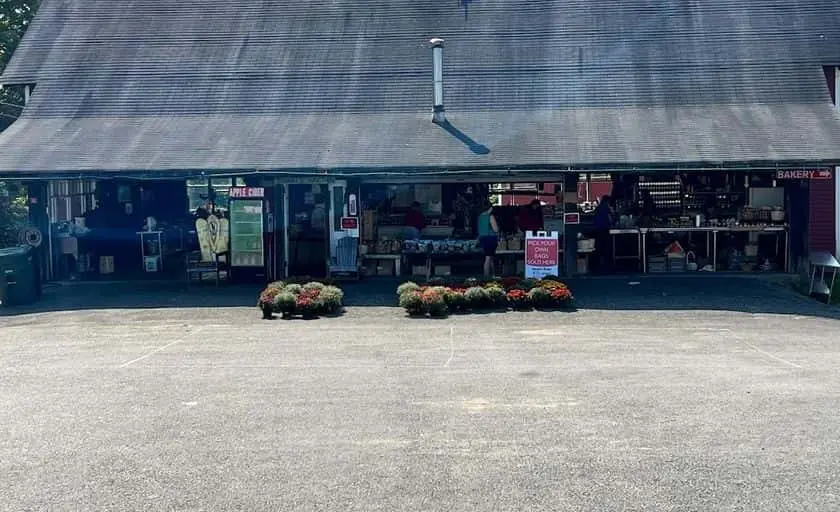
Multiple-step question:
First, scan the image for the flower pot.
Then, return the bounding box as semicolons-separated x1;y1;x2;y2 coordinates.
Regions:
261;305;274;319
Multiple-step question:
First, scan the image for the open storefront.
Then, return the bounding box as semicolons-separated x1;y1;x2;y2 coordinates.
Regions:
355;181;583;279
569;169;825;275
28;167;831;285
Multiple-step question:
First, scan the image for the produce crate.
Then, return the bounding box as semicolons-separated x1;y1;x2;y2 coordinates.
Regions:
668;258;686;272
647;256;667;273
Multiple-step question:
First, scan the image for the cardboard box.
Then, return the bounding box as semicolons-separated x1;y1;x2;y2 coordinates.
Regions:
434;265;451;276
99;256;115;275
576;256;589;275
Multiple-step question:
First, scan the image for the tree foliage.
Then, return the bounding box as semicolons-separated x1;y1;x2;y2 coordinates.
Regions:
1;0;39;131
0;0;38;246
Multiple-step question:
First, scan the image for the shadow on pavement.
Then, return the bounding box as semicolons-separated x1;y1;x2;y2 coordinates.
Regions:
1;275;839;320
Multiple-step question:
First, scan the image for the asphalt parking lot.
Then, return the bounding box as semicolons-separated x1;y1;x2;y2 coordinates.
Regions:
2;277;840;511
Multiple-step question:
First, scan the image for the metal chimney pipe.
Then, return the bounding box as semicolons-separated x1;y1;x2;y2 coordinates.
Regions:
430;38;445;123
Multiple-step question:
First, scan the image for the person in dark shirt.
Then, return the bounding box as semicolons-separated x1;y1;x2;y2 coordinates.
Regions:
404;201;426;239
518;199;544;234
592;195;614;274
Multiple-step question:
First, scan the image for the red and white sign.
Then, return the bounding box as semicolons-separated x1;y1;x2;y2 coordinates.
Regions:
229;187;265;198
525;231;560;279
564;212;580;225
775;170;832;180
340;217;359;230
340;217;360;237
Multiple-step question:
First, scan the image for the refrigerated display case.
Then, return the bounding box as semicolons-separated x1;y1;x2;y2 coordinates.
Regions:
229;187;266;268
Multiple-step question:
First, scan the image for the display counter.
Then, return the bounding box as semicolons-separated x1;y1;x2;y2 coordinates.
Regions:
608;225;788;273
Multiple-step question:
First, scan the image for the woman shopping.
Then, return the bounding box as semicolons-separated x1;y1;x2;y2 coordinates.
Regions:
477;201;500;276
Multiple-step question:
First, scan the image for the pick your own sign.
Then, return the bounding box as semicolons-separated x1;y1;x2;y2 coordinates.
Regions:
525;231;560;279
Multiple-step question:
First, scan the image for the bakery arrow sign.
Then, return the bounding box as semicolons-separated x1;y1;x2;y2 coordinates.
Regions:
775;169;833;180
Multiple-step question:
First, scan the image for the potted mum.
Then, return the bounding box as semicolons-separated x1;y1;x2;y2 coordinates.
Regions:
527;287;553;309
464;286;490;310
443;288;467;313
258;287;283;319
485;284;508;309
273;291;297;319
421;289;448;318
295;293;319;319
549;286;573;308
318;285;345;315
397;281;421;297
507;289;531;310
399;290;426;317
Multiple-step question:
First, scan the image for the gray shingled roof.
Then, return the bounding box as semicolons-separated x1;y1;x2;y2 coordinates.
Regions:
2;0;840;176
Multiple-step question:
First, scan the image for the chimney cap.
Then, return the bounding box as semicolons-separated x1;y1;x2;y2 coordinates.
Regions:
429;37;445;47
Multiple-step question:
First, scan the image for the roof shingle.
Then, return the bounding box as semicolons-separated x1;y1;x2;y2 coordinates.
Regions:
2;0;840;175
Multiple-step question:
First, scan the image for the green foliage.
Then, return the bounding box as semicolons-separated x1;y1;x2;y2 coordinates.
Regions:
527;287;552;308
258;287;282;310
273;291;296;314
399;290;425;316
429;285;449;296
318;286;344;314
443;289;467;313
0;181;27;247
302;281;325;292
420;289;448;318
518;278;539;291
463;277;480;288
1;1;40;131
486;286;508;308
284;283;303;295
396;281;420;297
464;286;490;309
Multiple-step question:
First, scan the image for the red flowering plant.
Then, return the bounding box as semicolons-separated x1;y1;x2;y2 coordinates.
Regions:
257;287;283;318
506;289;531;310
420;288;448;317
294;289;321;318
443;288;468;313
549;287;573;306
258;287;282;308
399;290;426;316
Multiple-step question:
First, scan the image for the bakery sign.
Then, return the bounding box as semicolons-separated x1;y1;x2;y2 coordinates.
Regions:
775;170;832;180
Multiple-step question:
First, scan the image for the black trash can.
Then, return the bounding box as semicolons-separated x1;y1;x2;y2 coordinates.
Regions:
0;246;38;306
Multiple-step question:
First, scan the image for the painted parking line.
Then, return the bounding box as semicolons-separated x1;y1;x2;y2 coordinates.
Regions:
117;339;184;368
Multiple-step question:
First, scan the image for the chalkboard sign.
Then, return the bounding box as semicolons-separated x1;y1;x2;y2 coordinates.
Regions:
230;199;264;267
